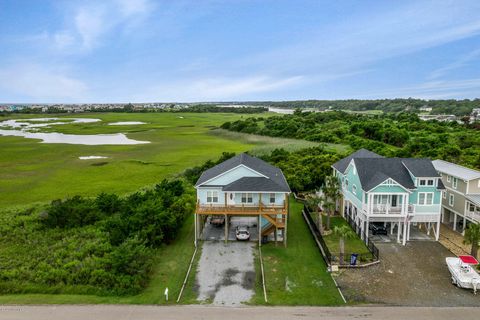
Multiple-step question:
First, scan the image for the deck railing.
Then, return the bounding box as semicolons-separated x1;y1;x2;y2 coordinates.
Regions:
195;201;287;215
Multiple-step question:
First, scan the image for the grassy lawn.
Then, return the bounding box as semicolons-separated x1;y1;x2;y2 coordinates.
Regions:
0;112;270;209
0;213;198;305
252;197;343;305
322;216;371;255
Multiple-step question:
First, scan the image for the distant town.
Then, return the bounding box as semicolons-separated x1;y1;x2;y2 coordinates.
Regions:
1;102;479;124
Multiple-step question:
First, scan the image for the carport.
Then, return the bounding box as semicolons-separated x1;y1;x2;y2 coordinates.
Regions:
200;215;260;242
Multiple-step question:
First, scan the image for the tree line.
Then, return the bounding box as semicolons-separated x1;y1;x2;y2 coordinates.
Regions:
221;111;480;169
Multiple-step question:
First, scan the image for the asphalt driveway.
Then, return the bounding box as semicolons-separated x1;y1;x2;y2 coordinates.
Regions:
335;241;480;306
196;241;256;306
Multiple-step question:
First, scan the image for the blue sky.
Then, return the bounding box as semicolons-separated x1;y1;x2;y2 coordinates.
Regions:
1;0;480;103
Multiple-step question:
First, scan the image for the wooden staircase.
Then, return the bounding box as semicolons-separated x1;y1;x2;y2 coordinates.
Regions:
261;214;285;237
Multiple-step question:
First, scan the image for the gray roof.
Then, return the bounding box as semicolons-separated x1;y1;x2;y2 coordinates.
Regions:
432;160;480;181
402;158;441;178
354;157;442;191
354;158;416;191
222;177;289;192
195;153;290;192
332;149;383;174
466;194;480;207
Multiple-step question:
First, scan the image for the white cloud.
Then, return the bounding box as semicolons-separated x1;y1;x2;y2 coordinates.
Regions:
357;78;480;99
133;75;304;102
0;64;87;101
428;48;480;80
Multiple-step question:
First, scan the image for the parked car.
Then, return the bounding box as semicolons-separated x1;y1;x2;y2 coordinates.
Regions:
235;225;250;241
370;222;388;235
210;215;225;227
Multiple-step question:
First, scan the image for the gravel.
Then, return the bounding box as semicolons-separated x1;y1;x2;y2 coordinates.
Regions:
196;241;256;306
335;241;480;306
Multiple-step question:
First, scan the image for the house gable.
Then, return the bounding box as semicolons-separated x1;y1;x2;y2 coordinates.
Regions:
200;164;265;186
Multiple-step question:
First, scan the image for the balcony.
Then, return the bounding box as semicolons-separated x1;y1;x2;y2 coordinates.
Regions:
195;201;288;215
369;204;415;215
466;210;480;223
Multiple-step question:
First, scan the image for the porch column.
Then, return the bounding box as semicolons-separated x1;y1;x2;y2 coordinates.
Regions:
407;221;411;241
224;214;228;243
284;214;288;247
453;213;457;231
402;220;407;246
194;213;198;247
436;217;441;241
342;198;346;217
397;222;401;243
365;217;369;244
258;215;261;247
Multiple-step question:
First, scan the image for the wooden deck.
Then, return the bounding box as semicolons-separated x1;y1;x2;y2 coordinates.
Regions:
195;203;288;215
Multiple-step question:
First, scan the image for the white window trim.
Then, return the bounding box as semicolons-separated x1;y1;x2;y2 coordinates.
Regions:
449;194;454;206
241;193;253;203
442;191;446;199
269;193;276;204
447;175;451;182
452;177;458;189
418;192;434;205
206;191;219;203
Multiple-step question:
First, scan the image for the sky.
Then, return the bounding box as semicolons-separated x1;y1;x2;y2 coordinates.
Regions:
1;0;480;103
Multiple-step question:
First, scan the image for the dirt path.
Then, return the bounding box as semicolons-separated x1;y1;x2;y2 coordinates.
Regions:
196;241;256;306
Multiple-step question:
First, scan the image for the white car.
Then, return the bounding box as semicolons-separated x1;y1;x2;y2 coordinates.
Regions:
235;225;250;241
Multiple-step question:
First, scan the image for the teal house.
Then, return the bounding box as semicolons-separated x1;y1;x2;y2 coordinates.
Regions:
332;149;444;245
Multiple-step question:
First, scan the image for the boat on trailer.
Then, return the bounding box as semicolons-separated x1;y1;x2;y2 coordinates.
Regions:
446;255;480;294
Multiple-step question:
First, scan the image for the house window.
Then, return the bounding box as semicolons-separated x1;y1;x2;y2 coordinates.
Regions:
447;175;451;182
418;192;433;205
427;179;434;186
452;177;458;189
207;191;219;203
345;179;349;188
374;195;388;205
449;194;454;206
419;179;426;186
241;193;253;203
352;185;357;195
442;191;446;199
269;193;276;204
469;203;476;212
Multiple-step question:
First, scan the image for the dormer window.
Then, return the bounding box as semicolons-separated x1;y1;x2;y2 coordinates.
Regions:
452;177;458;189
427;179;434;186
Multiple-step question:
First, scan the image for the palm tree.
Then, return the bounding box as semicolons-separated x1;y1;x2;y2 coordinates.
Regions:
306;193;323;234
463;223;480;259
333;225;356;265
322;175;341;231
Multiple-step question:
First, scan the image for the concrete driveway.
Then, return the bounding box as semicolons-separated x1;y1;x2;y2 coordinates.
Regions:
336;241;480;306
201;216;259;241
196;241;256;306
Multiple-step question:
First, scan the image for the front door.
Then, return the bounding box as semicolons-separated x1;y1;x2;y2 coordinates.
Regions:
228;192;236;205
391;195;398;207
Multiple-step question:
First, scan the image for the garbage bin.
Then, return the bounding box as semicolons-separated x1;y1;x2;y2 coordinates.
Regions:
350;253;358;266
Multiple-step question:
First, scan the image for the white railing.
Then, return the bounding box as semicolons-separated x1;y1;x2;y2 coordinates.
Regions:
466;210;480;223
368;204;415;215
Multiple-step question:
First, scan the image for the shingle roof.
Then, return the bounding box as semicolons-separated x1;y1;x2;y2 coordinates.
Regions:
222;177;289;192
354;158;416;191
195;153;290;192
332;148;383;174
432;160;480;181
403;158;441;177
467;194;480;207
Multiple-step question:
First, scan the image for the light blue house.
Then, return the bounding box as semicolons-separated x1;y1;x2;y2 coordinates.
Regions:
332;149;444;245
194;153;291;246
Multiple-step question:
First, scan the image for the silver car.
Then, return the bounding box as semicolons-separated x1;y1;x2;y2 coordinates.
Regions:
235;225;250;241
